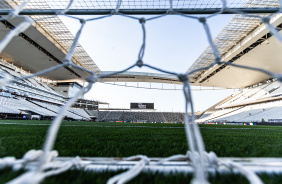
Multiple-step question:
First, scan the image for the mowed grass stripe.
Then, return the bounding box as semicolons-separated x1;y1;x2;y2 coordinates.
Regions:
0;121;187;158
1;120;282;183
0;122;184;128
0;120;281;158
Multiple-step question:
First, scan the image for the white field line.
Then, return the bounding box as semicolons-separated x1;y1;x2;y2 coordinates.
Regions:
200;127;273;130
0;122;183;128
0;122;276;130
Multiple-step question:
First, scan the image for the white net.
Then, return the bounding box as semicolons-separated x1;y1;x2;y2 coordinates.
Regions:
0;0;282;184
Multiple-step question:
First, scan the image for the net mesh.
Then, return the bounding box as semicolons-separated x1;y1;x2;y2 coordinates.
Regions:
0;0;282;184
0;0;258;10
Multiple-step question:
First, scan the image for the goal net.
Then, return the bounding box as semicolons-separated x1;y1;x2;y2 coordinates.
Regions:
0;0;281;184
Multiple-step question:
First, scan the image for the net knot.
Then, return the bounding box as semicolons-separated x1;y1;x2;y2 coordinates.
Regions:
275;73;282;82
72;156;83;169
136;60;143;67
220;7;227;13
166;9;173;14
261;17;270;24
214;57;221;64
46;150;59;163
79;19;86;24
23;149;43;162
139;18;146;24
111;10;118;15
126;155;149;163
0;157;16;169
63;59;72;65
204;151;218;167
86;74;99;83
187;151;200;162
198;17;206;23
107;155;149;184
56;10;64;15
178;74;188;82
9;10;18;19
141;156;150;165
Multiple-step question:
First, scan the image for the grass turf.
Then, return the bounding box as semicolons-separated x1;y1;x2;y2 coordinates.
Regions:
1;168;282;184
0;120;281;158
0;120;282;183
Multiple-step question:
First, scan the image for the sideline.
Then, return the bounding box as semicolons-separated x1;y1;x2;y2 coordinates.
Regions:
0;122;183;128
0;122;277;130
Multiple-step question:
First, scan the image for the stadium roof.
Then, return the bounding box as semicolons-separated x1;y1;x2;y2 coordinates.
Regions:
0;0;100;77
0;0;281;87
189;13;282;88
0;16;94;80
99;71;180;84
187;0;281;88
0;0;250;11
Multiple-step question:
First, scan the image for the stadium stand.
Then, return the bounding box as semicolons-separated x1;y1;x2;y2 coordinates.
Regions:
8;43;282;124
0;59;98;120
197;78;282;123
97;111;184;123
0;63;182;122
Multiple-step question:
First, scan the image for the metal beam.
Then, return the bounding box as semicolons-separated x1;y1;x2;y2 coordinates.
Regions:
0;8;279;15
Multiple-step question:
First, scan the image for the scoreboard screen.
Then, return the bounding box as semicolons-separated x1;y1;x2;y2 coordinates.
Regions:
130;103;154;109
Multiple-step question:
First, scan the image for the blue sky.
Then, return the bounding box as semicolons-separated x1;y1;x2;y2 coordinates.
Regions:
61;14;235;112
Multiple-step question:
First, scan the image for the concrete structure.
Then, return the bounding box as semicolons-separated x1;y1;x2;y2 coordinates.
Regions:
0;1;281;89
188;13;282;89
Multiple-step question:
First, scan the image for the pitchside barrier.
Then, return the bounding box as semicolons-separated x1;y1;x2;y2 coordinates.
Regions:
0;0;282;184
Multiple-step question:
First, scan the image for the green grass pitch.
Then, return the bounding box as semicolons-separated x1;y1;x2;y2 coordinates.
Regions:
0;120;282;183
